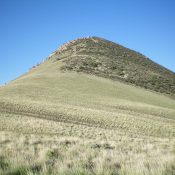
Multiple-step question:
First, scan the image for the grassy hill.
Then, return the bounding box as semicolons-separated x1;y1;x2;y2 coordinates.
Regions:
0;37;175;175
51;37;175;96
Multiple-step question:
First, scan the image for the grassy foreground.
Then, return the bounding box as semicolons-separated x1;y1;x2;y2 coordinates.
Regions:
0;132;175;175
0;58;175;175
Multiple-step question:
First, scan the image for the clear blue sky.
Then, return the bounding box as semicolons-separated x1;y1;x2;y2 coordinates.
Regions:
0;0;175;84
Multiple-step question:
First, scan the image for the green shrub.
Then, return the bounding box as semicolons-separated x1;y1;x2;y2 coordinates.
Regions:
163;162;175;175
5;166;28;175
46;149;61;160
0;156;9;170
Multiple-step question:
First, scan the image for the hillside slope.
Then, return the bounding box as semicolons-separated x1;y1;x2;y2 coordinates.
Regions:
48;37;175;96
0;37;175;175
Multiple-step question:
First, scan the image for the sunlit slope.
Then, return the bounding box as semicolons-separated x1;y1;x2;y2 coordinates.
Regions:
0;59;175;138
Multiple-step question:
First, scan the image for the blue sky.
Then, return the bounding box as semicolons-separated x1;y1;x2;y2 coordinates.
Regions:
0;0;175;84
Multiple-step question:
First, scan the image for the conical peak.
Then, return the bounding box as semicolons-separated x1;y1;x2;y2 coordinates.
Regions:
21;36;175;96
51;37;174;96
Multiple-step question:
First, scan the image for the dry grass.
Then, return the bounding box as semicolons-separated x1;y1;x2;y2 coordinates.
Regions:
0;131;175;175
0;63;175;174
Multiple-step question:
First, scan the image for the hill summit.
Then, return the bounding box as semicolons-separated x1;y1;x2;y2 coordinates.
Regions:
46;36;175;96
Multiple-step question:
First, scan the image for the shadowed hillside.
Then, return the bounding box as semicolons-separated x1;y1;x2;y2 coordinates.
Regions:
48;37;175;96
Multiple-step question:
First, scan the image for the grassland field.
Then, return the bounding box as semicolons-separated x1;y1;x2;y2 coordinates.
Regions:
0;56;175;175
